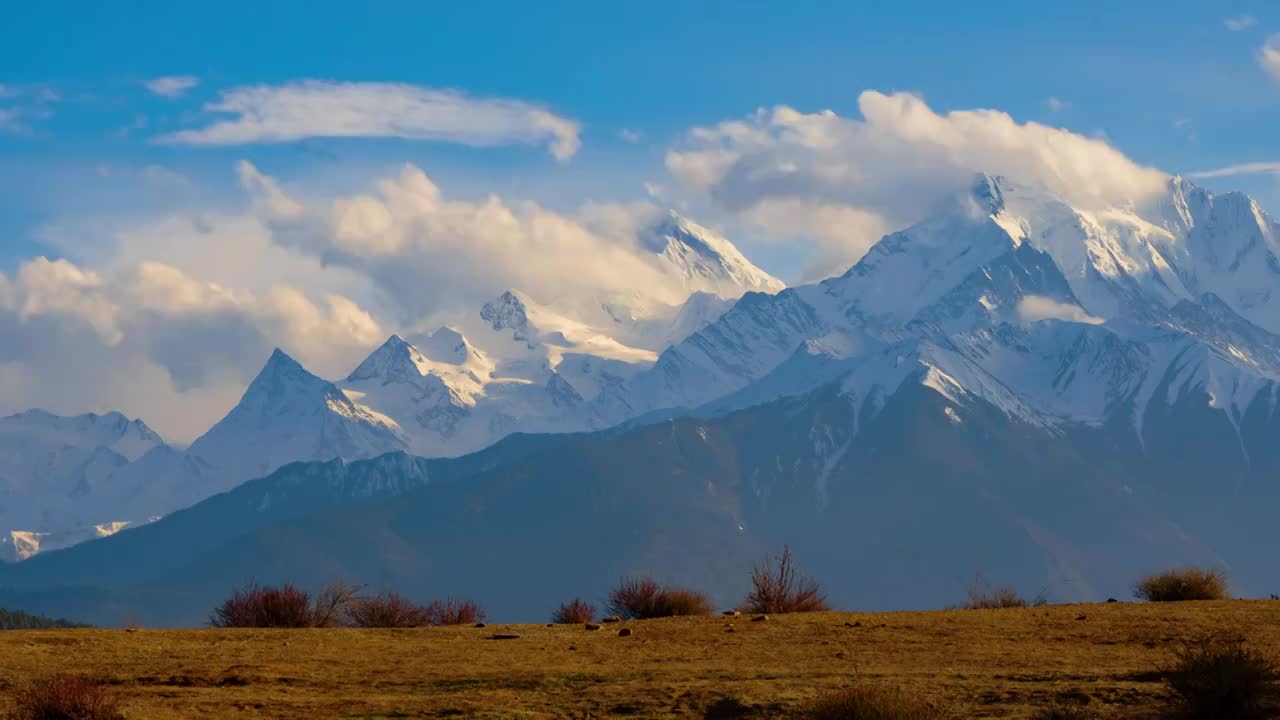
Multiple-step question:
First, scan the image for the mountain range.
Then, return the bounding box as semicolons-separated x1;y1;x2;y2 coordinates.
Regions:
3;176;1280;624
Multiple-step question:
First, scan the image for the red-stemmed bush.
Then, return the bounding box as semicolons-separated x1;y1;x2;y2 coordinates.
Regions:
344;592;433;628
426;597;485;626
742;546;829;614
209;583;314;628
551;598;596;624
607;577;713;619
12;674;124;720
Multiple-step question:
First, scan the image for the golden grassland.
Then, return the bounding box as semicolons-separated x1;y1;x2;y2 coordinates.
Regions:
2;600;1278;719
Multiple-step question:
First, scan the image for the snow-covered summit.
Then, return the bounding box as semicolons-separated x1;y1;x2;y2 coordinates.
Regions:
187;348;405;482
0;409;164;462
642;211;785;296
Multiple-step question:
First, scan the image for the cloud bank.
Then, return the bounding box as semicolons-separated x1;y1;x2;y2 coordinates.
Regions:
666;90;1169;279
161;81;582;161
0;257;384;442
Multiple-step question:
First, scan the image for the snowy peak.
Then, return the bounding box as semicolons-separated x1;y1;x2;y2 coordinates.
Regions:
642;211;784;297
187;348;405;479
970;173;1009;215
480;290;533;338
0;409;164;462
417;326;490;369
346;335;433;385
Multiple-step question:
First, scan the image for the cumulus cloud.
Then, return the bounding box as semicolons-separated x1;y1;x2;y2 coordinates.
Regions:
1017;296;1104;325
665;90;1169;277
145;75;199;98
1262;35;1280;82
240;162;698;323
0;257;384;442
160;81;582;161
1225;15;1258;31
1189;161;1280;179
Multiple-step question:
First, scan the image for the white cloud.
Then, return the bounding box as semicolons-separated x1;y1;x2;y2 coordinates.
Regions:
160;81;582;161
145;76;200;98
1188;161;1280;179
1017;296;1104;325
243;162;697;323
1262;35;1280;82
1046;97;1070;112
619;128;643;143
1225;15;1258;31
0;256;384;442
666;90;1168;276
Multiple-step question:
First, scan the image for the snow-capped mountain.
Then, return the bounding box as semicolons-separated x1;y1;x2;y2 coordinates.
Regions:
641;211;786;297
186;349;407;482
613;174;1280;441
0;410;165;535
13;181;1280;579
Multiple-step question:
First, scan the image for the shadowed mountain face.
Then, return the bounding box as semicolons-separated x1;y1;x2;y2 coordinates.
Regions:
0;369;1269;627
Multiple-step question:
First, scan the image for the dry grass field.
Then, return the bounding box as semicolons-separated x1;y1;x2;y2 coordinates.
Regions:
2;600;1278;719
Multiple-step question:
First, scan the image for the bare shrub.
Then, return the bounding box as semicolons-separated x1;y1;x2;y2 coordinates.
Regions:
426;597;485;626
607;577;713;619
743;545;829;614
311;581;363;627
1163;635;1278;720
958;577;1046;610
551;598;596;624
808;685;947;720
1135;568;1229;602
345;592;433;628
12;674;124;720
209;583;314;628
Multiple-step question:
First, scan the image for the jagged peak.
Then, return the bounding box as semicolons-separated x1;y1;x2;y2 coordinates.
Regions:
480;290;532;331
970;172;1009;215
346;334;432;383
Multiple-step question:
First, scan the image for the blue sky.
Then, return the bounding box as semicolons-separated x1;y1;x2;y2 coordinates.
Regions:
2;1;1279;273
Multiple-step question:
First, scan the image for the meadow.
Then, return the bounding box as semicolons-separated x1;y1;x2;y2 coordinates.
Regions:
3;599;1278;718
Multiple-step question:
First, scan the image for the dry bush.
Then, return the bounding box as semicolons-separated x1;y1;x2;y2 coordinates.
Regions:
344;592;433;628
209;583;314;628
1163;635;1279;720
12;674;124;720
311;581;362;627
1135;568;1229;602
808;685;947;720
607;577;713;620
551;598;596;624
426;598;485;626
958;577;1046;610
742;545;829;614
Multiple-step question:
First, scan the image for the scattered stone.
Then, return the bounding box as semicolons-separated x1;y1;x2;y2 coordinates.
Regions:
725;626;736;633
751;615;768;622
487;633;521;640
1106;598;1118;603
602;615;622;623
584;623;601;631
722;610;741;617
1076;614;1087;621
853;621;862;627
568;645;577;651
473;622;487;628
617;627;633;637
